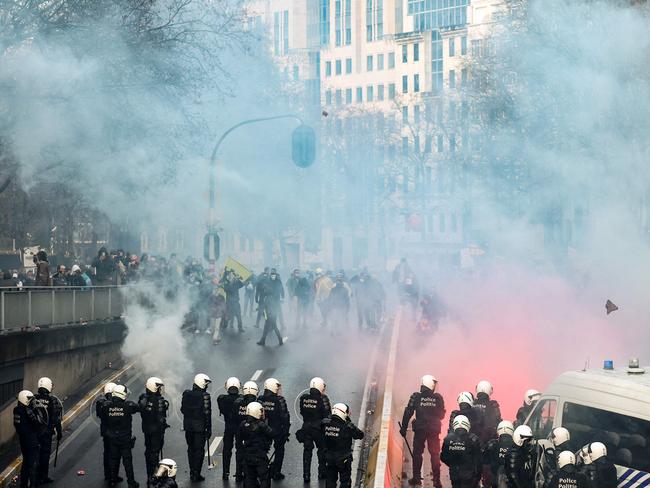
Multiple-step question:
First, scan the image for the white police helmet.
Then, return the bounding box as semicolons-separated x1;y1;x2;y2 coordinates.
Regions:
513;425;533;446
104;382;117;395
421;375;438;391
225;377;241;392
264;378;281;394
524;389;541;406
310;377;326;394
38;377;53;393
452;415;471;433
457;391;474;406
112;385;128;400
155;458;178;478
332;403;350;420
146;377;164;394
578;444;593;465
242;381;259;396
550;427;570;448
18;390;34;406
246;401;264;419
476;380;493;396
497;420;515;437
193;373;211;390
588;442;607;462
558;451;576;469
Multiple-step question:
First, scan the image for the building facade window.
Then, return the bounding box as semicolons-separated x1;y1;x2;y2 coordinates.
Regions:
346;88;352;103
425;134;432;153
449;37;455;57
414;104;420;124
414;43;420;61
346;58;352;74
320;0;330;45
432;30;443;91
367;85;374;101
345;0;351;44
437;134;444;152
335;0;342;46
389;83;396;99
408;0;469;31
402;106;408;123
449;69;456;88
402;75;408;93
378;84;385;100
356;87;363;102
388;52;395;69
378;53;385;70
326;90;332;104
336;59;342;75
414;74;420;92
283;10;289;52
414;135;420;153
366;0;384;41
325;61;332;76
402;44;408;63
367;55;374;71
461;68;467;86
293;65;299;81
335;89;342;105
461;35;467;55
402;137;409;157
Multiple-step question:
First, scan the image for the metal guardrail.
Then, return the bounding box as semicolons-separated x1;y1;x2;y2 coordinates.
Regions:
0;286;124;331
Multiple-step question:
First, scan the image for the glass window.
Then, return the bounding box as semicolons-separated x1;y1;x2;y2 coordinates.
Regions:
461;35;467;55
283;10;289;52
437;134;444;153
293;65;299;81
402;44;408;63
367;55;374;71
356;87;363;102
402;106;408;123
345;88;352;104
378;84;384;101
449;37;455;57
320;0;330;46
414;135;420;154
414;105;420;124
346;58;352;74
414;74;420;92
414;43;419;62
367;85;374;101
449;69;456;89
461;68;467;86
388;83;396;99
336;59;342;75
326;61;332;77
402;137;408;157
402;75;408;93
528;399;557;440
378;53;385;70
335;89;342;105
425;135;432;153
388;52;395;69
326;90;332;105
562;402;650;471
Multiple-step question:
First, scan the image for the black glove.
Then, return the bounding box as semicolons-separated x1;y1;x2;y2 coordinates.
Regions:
56;431;63;441
399;426;407;438
206;430;212;439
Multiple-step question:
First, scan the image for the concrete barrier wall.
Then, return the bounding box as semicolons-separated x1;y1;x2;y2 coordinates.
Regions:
0;321;126;449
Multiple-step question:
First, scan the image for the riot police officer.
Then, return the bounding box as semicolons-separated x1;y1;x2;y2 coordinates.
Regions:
539;427;571;486
483;420;515;488
234;381;260;482
98;382;120;482
441;415;482;488
545;452;589;488
217;377;243;480
578;442;617;488
258;378;290;480
238;401;274;488
322;403;364;488
449;392;479;436
138;377;169;482
104;385;140;488
474;381;502;488
298;377;331;482
33;377;63;484
515;390;540;427
400;375;446;487
151;458;178;488
181;373;212;482
505;425;536;488
14;390;41;488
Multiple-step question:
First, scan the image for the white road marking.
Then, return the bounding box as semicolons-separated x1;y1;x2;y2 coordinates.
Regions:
205;436;223;457
250;370;263;381
282;336;289;342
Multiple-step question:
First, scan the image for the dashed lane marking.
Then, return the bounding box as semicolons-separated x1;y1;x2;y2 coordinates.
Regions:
250;370;264;381
205;436;223;457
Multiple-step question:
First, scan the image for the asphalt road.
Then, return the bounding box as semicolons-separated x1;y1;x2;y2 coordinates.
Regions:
42;314;380;488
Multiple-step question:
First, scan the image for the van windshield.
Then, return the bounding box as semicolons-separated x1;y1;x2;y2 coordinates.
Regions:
563;402;650;472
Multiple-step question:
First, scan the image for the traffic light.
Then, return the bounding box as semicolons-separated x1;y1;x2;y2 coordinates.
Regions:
204;232;220;262
292;124;316;168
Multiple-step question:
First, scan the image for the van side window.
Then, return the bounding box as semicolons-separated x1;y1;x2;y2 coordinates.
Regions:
563;402;650;472
528;399;556;439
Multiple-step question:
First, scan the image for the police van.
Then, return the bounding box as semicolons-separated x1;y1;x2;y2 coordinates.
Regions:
526;358;650;488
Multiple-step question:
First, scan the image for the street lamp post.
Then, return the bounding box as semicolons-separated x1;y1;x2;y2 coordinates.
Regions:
204;114;315;267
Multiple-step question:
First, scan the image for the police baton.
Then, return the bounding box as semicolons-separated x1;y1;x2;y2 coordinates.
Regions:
206;437;214;469
397;422;414;460
54;436;60;468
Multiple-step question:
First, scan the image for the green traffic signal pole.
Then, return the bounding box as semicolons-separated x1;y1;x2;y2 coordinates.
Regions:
206;114;305;262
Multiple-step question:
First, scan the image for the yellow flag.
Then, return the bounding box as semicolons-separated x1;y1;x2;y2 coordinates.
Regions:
224;257;253;282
